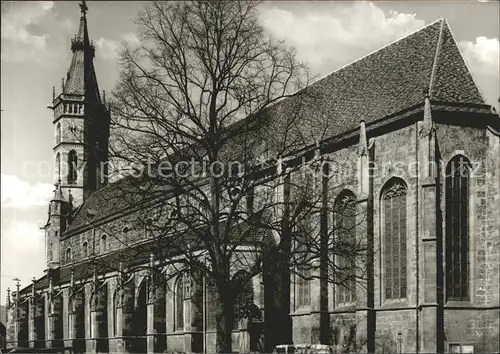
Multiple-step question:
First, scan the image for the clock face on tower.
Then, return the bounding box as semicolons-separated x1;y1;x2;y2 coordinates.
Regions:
49;0;110;209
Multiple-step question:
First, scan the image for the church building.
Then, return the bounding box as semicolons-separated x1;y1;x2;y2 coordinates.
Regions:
5;2;500;353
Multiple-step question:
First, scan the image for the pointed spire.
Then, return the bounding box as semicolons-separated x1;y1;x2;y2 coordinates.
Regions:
358;120;370;157
31;277;36;297
65;1;97;95
75;0;89;44
419;88;435;139
118;261;123;279
52;86;56;100
61;77;65;92
14;278;21;301
79;0;88;18
314;140;321;161
149;253;154;268
6;287;11;307
68;189;74;208
52;180;66;202
92;264;98;287
48;275;54;295
70;268;75;289
423;88;432;124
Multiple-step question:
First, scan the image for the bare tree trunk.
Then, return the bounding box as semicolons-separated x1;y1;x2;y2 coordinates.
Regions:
216;290;235;353
264;244;291;351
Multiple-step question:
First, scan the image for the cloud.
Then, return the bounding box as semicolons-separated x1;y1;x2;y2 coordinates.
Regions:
1;173;53;209
39;1;54;11
259;2;425;73
459;36;499;75
96;37;120;60
95;32;141;61
122;32;140;48
1;219;46;299
459;36;500;106
1;2;52;62
1;1;74;64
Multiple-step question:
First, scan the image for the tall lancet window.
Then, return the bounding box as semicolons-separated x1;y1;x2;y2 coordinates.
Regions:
55;153;61;182
334;190;357;306
67;150;78;184
56;123;61;144
382;178;407;300
175;274;186;331
294;219;312;309
445;155;470;301
232;271;254;329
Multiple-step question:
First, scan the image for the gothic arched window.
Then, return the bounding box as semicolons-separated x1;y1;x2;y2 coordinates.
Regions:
296;267;311;308
205;277;217;330
294;220;311;309
175;274;185;331
382;179;407;300
445;155;470;301
66;248;72;263
334;190;357;306
232;271;254;329
101;234;107;252
56;123;61;144
82;241;88;258
67;150;78;184
55;153;61;182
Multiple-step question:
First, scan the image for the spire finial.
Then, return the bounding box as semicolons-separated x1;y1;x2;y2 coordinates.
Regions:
52;86;56;100
424;90;432;123
424;87;430;99
70;268;75;288
31;277;36;297
61;78;65;92
79;0;88;17
419;89;435;139
68;189;73;204
358;120;368;157
48;275;54;294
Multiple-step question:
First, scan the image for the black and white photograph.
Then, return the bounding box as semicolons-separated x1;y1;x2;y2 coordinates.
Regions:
1;0;499;353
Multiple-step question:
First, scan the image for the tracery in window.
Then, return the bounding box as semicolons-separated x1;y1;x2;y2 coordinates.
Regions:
382;179;407;300
445;155;470;301
334;190;357;305
175;274;186;330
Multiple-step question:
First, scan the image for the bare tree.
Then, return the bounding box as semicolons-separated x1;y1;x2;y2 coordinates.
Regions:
72;1;369;352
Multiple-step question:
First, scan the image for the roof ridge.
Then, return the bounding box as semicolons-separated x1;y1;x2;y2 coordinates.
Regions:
309;18;444;87
428;19;445;97
443;18;489;104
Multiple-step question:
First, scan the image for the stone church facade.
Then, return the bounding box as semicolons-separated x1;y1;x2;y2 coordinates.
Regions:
5;3;500;353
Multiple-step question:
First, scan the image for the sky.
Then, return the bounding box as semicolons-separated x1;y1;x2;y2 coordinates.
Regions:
1;0;499;302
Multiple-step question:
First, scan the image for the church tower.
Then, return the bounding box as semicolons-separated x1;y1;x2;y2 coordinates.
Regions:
45;183;72;269
49;0;110;209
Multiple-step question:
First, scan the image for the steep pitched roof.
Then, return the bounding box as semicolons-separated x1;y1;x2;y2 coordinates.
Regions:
64;175;164;234
63;2;101;103
267;19;487;147
64;18;493;236
430;20;485;104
